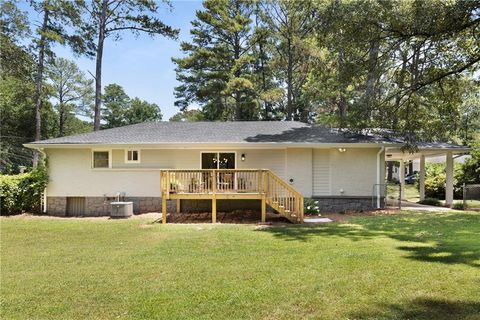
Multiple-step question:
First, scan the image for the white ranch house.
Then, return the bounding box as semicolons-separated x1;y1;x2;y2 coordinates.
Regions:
25;121;468;223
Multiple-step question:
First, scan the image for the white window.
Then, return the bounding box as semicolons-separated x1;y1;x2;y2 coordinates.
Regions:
92;151;110;168
125;149;140;163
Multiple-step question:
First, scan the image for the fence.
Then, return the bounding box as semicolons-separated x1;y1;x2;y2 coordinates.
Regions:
372;183;401;209
463;184;480;210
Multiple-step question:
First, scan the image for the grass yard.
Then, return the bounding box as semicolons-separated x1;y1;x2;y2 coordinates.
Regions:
1;212;479;320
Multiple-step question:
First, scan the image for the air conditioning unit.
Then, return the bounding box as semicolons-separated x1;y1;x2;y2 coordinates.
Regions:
110;202;133;218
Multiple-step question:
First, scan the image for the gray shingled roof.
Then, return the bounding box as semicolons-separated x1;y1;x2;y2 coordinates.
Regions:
28;121;399;145
26;121;466;149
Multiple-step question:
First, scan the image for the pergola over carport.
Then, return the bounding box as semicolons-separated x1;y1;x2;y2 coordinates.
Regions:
385;143;470;207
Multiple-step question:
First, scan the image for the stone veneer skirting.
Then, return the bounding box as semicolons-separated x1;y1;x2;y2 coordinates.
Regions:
47;196;172;217
47;196;384;216
312;196;384;212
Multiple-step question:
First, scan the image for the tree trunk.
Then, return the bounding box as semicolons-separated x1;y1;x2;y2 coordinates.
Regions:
286;38;293;120
233;32;242;121
337;47;347;127
393;49;408;130
32;3;50;167
365;39;379;119
387;162;393;181
93;0;108;131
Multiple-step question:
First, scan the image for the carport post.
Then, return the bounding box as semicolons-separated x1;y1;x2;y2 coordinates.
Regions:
419;154;426;201
446;151;454;207
399;160;406;200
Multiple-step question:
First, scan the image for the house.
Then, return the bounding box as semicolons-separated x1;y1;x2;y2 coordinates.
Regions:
25;121;468;222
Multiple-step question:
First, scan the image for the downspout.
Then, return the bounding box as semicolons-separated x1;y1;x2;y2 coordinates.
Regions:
38;147;48;213
376;146;385;209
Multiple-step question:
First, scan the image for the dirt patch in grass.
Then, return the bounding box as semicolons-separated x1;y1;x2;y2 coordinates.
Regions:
168;210;290;224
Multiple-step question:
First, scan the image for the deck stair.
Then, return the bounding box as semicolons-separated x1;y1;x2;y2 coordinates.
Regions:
160;169;304;224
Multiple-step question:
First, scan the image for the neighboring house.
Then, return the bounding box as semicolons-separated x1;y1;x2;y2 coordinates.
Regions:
25;121;468;222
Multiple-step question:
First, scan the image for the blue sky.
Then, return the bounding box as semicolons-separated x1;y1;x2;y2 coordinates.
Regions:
21;0;204;120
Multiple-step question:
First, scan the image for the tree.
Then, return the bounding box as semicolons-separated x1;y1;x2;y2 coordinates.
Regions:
0;1;36;172
169;109;205;122
261;0;317;121
29;0;79;165
173;0;261;121
102;83;130;129
125;98;162;125
47;57;94;136
102;83;162;128
73;0;178;131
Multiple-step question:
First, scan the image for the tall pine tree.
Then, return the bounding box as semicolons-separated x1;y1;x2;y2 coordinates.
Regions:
173;0;261;121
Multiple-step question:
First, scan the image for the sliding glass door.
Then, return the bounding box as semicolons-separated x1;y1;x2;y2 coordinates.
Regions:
201;152;236;169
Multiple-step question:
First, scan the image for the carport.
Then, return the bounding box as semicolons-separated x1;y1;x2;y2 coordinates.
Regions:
385;143;470;207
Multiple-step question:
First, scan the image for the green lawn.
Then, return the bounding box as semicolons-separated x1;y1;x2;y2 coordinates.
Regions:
1;212;480;320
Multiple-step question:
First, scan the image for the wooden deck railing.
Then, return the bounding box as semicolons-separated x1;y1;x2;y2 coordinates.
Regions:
160;169;304;223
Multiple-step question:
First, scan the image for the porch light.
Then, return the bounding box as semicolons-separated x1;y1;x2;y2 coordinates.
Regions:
241;153;245;161
338;148;346;153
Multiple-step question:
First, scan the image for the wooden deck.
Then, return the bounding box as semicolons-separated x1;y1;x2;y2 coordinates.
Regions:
160;169;304;224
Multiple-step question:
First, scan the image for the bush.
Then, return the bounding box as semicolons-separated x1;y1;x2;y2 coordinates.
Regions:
418;197;442;206
0;165;48;215
452;202;464;210
304;198;320;215
424;162;463;199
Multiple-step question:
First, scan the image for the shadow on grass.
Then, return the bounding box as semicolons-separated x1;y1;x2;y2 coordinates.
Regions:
350;297;480;320
257;212;480;267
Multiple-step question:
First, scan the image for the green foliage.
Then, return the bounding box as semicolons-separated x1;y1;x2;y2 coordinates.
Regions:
423;162;463;199
456;140;480;186
47;57;94;136
169;109;205;122
418;198;442;206
0;165;49;215
173;0;261;121
125;98;162;125
304;198;320;215
452;202;465;210
102;84;162;129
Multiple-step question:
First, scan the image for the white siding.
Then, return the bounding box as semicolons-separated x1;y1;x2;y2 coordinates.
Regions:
45;146;383;198
236;149;285;179
329;148;379;196
313;149;331;196
112;149;199;169
286;148;312;197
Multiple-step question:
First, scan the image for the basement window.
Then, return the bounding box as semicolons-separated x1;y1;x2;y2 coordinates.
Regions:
125;149;140;163
92;150;111;168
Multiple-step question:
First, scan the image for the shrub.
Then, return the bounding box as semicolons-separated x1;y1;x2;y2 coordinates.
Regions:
452;202;464;210
424;162;463;199
0;165;48;215
304;198;320;215
418;197;441;206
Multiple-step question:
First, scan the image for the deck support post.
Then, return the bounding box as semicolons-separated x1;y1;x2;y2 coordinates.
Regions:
162;195;167;224
176;199;181;213
261;194;266;223
212;195;217;223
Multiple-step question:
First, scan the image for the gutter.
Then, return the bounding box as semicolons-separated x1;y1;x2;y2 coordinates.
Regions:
376;146;385;209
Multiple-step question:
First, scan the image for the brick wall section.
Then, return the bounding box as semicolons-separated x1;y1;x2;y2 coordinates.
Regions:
312;196;384;212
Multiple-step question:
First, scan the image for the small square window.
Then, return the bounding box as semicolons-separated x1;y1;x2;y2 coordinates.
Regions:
93;151;109;168
125;150;140;163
